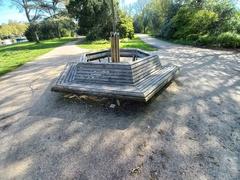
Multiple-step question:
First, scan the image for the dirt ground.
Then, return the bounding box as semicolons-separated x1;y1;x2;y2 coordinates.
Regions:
0;35;239;180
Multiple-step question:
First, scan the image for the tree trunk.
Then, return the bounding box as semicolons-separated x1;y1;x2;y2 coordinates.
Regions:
34;31;40;43
57;23;61;39
23;0;40;43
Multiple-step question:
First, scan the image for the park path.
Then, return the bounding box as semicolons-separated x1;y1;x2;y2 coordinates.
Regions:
0;35;240;180
137;33;180;49
0;39;86;120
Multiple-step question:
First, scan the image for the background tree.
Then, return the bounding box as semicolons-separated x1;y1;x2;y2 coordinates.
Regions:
131;0;240;48
67;0;112;40
40;0;70;38
11;0;43;43
39;0;68;17
129;0;149;33
0;21;28;39
25;12;76;41
67;0;134;40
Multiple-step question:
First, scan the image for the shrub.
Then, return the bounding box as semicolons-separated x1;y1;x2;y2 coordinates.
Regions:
189;10;218;35
86;32;98;41
217;32;240;48
172;8;218;39
159;20;175;39
223;12;240;33
24;24;40;42
25;16;76;41
186;34;199;42
171;6;193;39
196;34;216;46
0;22;28;39
117;12;134;39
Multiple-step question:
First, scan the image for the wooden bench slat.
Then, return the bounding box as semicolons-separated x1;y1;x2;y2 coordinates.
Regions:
139;67;177;94
137;66;176;89
52;50;179;102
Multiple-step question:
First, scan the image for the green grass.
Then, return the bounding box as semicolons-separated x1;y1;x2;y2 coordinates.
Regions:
78;36;157;51
0;37;75;76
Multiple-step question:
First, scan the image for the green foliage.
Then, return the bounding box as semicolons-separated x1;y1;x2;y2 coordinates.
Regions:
25;24;40;42
186;34;200;42
133;16;144;33
223;12;240;33
133;0;172;34
189;10;218;34
67;0;111;39
197;34;216;46
0;21;28;39
117;11;134;39
158;1;181;39
172;8;218;39
133;0;240;48
25;16;76;41
159;20;175;39
217;32;240;48
67;0;134;40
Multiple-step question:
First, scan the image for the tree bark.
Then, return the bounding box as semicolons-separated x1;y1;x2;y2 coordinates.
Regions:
22;0;40;43
34;31;40;43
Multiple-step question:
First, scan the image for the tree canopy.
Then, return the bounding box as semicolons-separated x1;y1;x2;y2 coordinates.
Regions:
0;21;28;39
67;0;134;40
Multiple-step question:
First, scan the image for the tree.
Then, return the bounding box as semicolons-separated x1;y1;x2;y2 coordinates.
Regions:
67;0;112;40
25;15;76;41
11;0;43;43
0;21;28;39
133;0;172;34
117;11;134;39
39;0;69;17
39;0;70;38
66;0;133;40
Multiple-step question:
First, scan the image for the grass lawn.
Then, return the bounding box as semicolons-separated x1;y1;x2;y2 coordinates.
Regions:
0;37;75;76
78;36;157;51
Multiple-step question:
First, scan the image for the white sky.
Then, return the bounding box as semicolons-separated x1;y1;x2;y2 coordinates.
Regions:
120;0;137;5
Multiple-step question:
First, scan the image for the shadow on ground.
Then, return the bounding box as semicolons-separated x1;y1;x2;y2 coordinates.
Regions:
0;42;239;179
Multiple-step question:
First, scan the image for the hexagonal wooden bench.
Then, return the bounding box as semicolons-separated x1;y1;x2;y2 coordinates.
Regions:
52;49;179;102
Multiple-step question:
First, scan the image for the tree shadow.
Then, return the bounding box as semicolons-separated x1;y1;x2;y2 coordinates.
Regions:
0;45;239;179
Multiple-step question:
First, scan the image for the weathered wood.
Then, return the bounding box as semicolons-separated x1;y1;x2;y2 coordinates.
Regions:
85;49;150;62
52;49;179;102
139;66;177;92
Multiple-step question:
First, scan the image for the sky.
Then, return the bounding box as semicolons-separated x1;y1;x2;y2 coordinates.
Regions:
0;1;27;24
0;0;137;24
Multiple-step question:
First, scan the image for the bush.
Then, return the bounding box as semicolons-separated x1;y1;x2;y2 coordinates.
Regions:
24;24;40;42
0;22;28;39
217;32;240;48
25;16;76;41
117;12;134;39
186;34;199;42
159;20;175;39
196;34;216;46
223;12;240;33
172;8;218;39
189;10;218;35
86;32;98;41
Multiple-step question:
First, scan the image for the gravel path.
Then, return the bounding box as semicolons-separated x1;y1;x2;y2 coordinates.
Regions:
0;35;239;180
